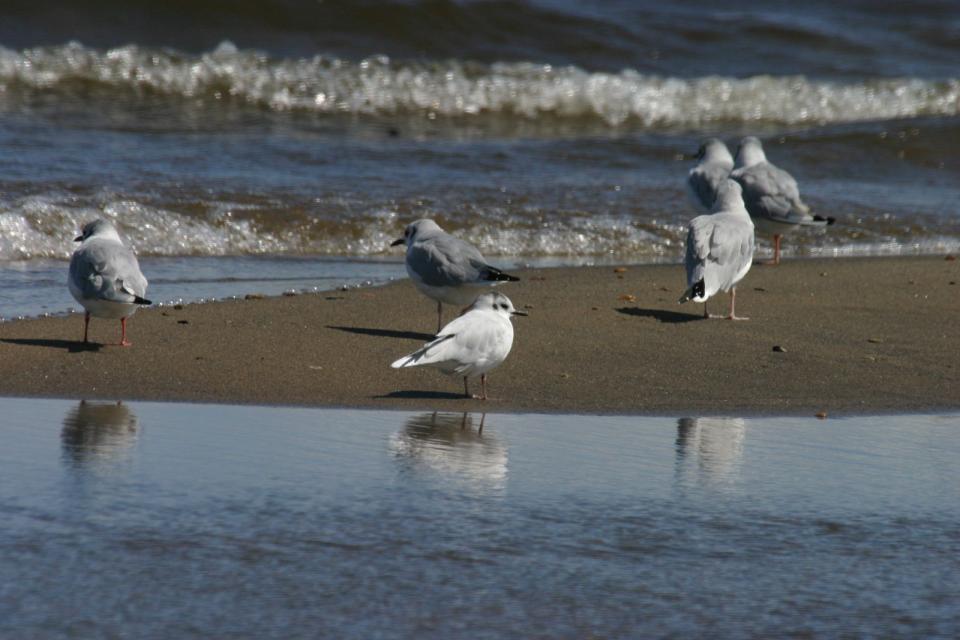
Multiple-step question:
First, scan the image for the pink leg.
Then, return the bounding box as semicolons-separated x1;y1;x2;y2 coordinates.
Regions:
760;234;783;266
119;317;132;347
83;311;91;343
727;287;749;321
480;374;488;401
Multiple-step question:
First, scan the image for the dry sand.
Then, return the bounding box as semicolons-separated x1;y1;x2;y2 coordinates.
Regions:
0;256;957;415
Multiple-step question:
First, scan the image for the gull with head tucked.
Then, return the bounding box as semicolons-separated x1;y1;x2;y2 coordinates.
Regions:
686;138;734;213
68;219;151;346
391;291;526;400
731;136;834;265
391;219;519;333
679;179;755;320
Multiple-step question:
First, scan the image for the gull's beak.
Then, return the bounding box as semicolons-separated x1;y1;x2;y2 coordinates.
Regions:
511;310;529;317
390;237;405;247
74;234;83;242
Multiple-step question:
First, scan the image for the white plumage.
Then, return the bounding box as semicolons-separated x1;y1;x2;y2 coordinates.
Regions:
391;291;526;399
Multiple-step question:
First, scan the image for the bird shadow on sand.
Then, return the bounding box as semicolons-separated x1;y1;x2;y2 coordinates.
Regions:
376;390;469;401
616;307;705;324
1;338;103;353
327;325;435;341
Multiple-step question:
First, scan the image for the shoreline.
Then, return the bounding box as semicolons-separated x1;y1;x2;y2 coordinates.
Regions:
1;255;957;415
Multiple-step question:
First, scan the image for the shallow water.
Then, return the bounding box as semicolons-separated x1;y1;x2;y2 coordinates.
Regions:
2;398;958;638
1;1;959;319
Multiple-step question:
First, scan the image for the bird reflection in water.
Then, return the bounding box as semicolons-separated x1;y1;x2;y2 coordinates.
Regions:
61;400;139;469
389;412;507;492
675;417;746;490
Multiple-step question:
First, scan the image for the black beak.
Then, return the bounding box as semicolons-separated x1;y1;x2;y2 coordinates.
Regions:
390;238;405;247
511;310;529;317
74;235;83;242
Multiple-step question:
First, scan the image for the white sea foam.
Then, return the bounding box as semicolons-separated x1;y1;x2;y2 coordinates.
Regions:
0;195;678;260
1;42;958;127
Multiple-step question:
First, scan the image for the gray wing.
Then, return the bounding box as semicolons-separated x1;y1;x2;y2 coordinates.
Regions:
708;216;755;285
733;162;810;224
70;240;148;302
408;235;489;288
685;215;714;286
686;214;754;290
687;163;730;211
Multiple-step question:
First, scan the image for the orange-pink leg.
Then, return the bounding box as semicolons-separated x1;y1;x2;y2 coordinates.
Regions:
464;375;489;400
760;234;783;266
119;317;132;347
727;287;749;321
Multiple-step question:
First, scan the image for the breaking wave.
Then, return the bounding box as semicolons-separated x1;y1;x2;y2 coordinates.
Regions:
1;42;958;127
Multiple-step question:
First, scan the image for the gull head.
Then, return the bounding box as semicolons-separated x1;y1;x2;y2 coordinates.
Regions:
734;136;767;169
390;218;444;248
711;179;747;213
471;291;528;319
696;138;734;165
74;218;122;243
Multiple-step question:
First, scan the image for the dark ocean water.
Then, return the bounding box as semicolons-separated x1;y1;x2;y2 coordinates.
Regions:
1;0;958;315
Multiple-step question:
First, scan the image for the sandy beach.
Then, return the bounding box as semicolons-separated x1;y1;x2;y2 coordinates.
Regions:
0;256;956;414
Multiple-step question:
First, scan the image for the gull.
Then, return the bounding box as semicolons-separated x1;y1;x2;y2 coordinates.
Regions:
686;138;734;213
678;179;755;320
391;291;526;400
68;219;151;346
391;219;519;333
731;136;834;265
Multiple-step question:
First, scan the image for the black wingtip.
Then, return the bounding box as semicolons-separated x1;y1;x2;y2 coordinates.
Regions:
692;278;705;300
484;267;520;282
134;296;152;305
813;215;837;226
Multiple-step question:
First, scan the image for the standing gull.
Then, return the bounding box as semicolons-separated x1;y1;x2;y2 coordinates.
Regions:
391;219;519;333
68;219;151;346
391;291;526;400
731;136;834;265
686;138;734;213
679;180;755;320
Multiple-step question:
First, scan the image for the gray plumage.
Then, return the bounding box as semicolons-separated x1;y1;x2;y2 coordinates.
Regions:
68;219;150;345
391;219;518;332
730;136;833;235
679;180;755;319
686;138;734;213
70;220;148;309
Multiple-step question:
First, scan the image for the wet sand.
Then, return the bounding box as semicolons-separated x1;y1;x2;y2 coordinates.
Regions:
0;256;957;414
